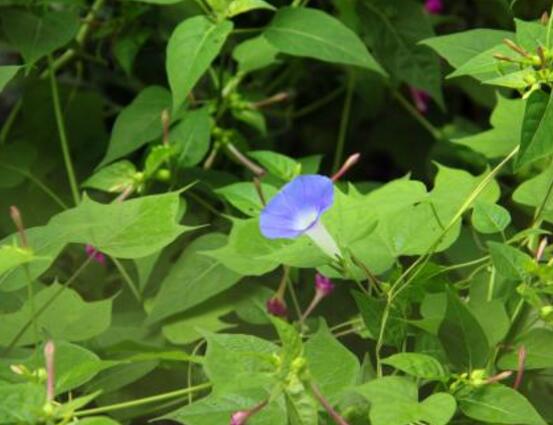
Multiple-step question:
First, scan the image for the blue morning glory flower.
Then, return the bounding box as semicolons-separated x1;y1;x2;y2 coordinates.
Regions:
259;174;340;259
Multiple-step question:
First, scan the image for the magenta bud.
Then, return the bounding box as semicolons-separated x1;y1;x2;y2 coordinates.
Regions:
230;410;251;425
425;0;443;14
266;297;287;318
85;244;106;265
409;87;430;114
315;273;335;297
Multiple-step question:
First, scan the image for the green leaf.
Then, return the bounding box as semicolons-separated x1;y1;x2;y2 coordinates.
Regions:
472;200;511;234
226;0;275;18
271;316;303;367
513;166;553;222
498;328;553;370
421;29;513;69
358;0;442;106
487;241;533;281
370;393;456;425
515;19;545;52
304;321;360;402
166;390;286;425
206;218;281;275
113;28;151;75
285;374;318;425
144;145;173;178
516;90;553;169
0;383;44;424
1;10;79;68
355;376;418;405
233;36;279;74
82;161;138;193
264;7;385;74
48;192;188;258
0;225;66;292
454;95;525;158
203;331;278;392
459;384;547;425
381;353;448;381
216;182;278;216
0;245;37;276
1;341;116;395
447;43;517;81
99;86;172;166
248;150;300;181
147;233;241;324
0;283;112;346
167;16;233;113
0;65;20;93
170;107;212;167
438;289;489;370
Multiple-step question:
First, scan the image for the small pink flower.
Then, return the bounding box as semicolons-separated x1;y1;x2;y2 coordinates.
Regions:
230;411;250;425
85;244;106;265
266;297;287;318
425;0;443;14
409;87;431;114
315;273;335;297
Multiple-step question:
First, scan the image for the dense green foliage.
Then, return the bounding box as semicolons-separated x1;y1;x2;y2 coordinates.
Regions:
2;0;553;424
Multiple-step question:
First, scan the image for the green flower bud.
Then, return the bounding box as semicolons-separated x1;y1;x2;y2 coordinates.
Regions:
540;305;553;322
469;369;487;387
155;169;171;182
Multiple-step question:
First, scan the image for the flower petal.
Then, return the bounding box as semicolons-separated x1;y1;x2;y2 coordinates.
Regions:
259;175;334;239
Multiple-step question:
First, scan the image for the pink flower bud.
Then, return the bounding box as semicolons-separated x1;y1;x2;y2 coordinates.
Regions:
409;87;430;114
266;297;287;317
425;0;443;14
230;410;251;425
315;273;335;297
85;244;106;265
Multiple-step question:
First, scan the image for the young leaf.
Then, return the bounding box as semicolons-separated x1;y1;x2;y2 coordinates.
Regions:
381;352;448;381
226;0;275;18
472;200;511;234
82;161;138;193
264;7;385;75
459;384;547;425
99;86;172;167
233;36;279;74
516;90;553;170
147;233;241;324
166;16;233;113
487;241;533;281
215;182;279;216
0;245;37;276
513;166;553;223
0;66;21;93
358;0;442;106
438;289;489;370
170;107;212;167
1;10;79;68
248;150;300;181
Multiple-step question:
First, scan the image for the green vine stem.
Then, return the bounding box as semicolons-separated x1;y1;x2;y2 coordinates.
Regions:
48;56;80;206
392;90;442;141
74;382;212;416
